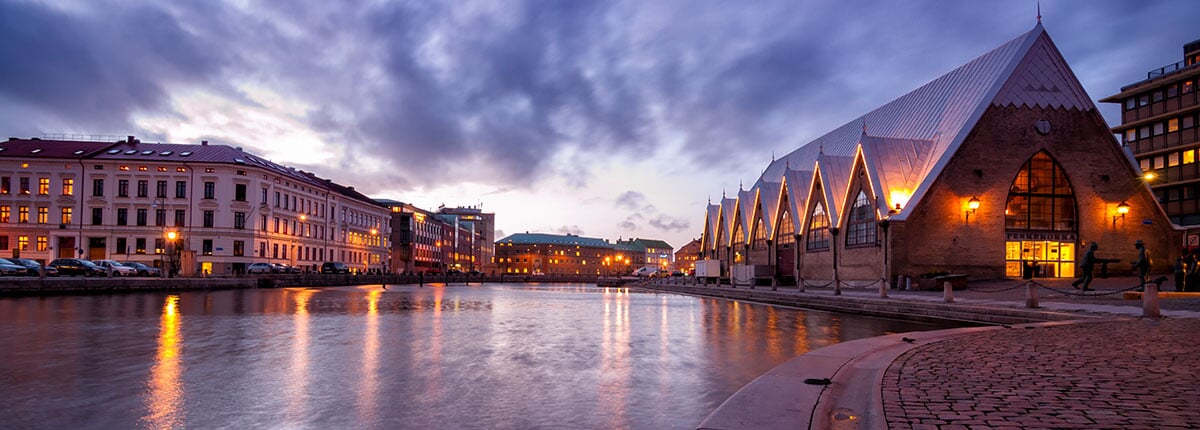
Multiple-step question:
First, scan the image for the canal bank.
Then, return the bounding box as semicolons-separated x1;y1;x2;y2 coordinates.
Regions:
666;277;1200;429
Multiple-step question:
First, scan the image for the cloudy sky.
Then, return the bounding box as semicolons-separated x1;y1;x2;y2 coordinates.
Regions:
1;0;1197;249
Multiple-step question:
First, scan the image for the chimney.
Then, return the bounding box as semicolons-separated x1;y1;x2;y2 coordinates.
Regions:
201;140;208;146
127;135;135;144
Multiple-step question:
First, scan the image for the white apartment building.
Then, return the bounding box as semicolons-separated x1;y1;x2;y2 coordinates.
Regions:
0;136;390;275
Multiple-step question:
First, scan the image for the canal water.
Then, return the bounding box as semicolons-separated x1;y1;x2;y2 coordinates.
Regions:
0;283;960;429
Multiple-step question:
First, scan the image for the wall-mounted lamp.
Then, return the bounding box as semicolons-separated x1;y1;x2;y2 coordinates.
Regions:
1113;201;1130;228
965;196;980;223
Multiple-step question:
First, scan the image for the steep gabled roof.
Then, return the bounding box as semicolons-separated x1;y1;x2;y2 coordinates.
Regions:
720;197;738;246
783;169;814;230
703;204;720;250
857;135;935;212
756;181;782;240
757;24;1090;220
815;154;854;226
736;189;755;245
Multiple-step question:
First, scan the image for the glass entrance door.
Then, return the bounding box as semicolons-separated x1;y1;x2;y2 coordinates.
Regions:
1005;241;1075;278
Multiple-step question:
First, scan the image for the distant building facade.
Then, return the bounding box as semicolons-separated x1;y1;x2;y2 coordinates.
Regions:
437;206;495;273
612;238;674;272
495;232;612;275
674;238;701;274
1101;37;1200;247
0;136;390;274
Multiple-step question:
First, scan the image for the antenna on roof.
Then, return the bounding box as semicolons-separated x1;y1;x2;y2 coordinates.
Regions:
818;140;824;155
771;151;775;162
722;188;726;199
785;157;790;170
1036;1;1041;23
739;180;743;191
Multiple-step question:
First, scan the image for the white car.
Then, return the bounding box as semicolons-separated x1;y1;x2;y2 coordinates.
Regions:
633;267;658;277
247;263;274;274
94;260;138;277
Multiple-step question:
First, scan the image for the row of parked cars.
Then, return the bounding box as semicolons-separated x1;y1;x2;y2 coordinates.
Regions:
246;261;352;274
0;258;163;277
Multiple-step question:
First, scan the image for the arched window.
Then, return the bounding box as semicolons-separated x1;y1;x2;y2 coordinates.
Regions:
846;190;877;246
806;202;830;251
751;212;768;250
777;208;796;245
1005;152;1076;231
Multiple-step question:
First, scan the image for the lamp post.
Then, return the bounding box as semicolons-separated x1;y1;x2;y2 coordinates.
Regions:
165;230;178;278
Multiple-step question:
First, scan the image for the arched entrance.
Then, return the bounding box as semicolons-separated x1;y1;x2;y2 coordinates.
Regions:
1003;151;1079;278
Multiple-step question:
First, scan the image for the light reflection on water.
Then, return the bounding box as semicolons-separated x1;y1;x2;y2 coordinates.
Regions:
0;283;961;429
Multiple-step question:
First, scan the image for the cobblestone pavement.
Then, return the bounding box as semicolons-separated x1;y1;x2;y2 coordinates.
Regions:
883;318;1200;429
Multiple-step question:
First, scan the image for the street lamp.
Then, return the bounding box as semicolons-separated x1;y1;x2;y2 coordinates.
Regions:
164;230;178;278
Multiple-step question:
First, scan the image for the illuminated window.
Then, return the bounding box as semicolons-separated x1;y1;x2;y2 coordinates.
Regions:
61;207;72;224
138;166;148;171
0;206;8;222
158;167;167;172
18;206;28;223
1185;150;1195;165
845;190;877;246
1168;118;1179;133
17;236;28;251
37;207;47;224
1139;158;1151;171
0;177;8;194
1169;152;1180;167
119;165;130;171
1185;80;1194;94
1004;151;1076;231
1124;129;1136;142
176;167;187;172
36;236;47;252
37;178;48;195
806;201;830;251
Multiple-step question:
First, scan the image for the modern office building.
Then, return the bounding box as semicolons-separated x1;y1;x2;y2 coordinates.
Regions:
436;205;495;273
697;23;1178;285
1100;37;1200;248
0;136;391;274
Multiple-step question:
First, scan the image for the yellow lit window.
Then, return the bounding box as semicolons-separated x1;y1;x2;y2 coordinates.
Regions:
18;206;28;223
1169;118;1180;133
37;207;47;224
119;165;130;171
61;178;74;195
38;178;49;194
36;236;47;251
139;166;148;171
61;207;72;224
158;167;167;172
1185;150;1195;164
0;206;8;222
17;236;28;251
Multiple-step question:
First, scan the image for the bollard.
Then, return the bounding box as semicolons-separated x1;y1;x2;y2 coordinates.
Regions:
879;279;888;298
905;277;912;291
798;279;806;293
1025;282;1038;308
943;281;953;303
1143;282;1161;318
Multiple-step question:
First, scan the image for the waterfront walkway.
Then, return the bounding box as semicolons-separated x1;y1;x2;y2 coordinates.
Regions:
667;277;1200;429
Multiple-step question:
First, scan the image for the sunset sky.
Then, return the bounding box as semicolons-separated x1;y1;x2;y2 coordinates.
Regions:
1;0;1197;249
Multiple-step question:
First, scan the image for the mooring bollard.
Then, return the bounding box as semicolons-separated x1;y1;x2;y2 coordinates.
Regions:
1026;282;1038;308
879;279;889;298
1143;282;1161;317
943;281;953;303
905;277;912;291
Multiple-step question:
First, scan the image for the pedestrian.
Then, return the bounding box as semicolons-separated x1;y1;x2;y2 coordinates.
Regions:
1173;255;1187;292
1131;239;1151;291
1187;253;1200;293
1072;242;1098;291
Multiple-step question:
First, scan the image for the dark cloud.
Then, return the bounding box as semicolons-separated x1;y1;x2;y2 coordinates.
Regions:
615;191;648;210
648;215;690;232
553;225;585;235
0;1;225;134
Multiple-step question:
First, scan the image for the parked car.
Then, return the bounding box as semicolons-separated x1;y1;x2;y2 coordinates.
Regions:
247;262;274;274
121;261;163;277
633;267;658;277
9;258;58;276
0;258;29;276
321;262;350;274
49;259;107;277
272;263;300;274
446;269;463;275
94;260;138;277
670;270;685;277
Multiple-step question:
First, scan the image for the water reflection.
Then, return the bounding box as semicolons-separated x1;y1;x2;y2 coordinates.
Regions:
0;284;962;429
286;289;314;425
142;295;184;430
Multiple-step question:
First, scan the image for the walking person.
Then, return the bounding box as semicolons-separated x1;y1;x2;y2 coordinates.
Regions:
1132;239;1151;291
1072;242;1098;291
1174;255;1187;292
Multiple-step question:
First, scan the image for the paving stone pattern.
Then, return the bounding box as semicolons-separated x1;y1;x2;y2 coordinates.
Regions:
883;319;1200;429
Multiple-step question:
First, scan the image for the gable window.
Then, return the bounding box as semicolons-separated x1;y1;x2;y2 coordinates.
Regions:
806;202;830;251
777;208;796;245
751;212;769;251
1005;151;1076;231
845;190;877;247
